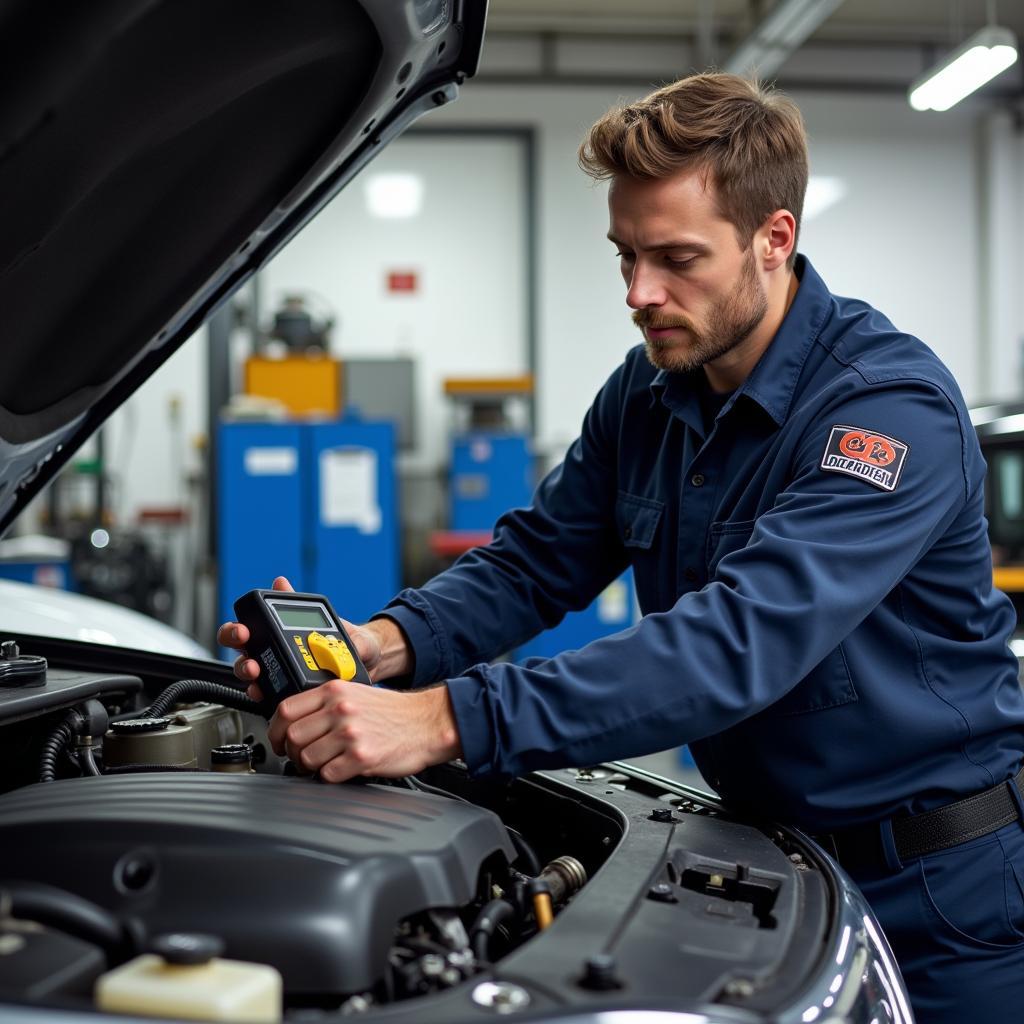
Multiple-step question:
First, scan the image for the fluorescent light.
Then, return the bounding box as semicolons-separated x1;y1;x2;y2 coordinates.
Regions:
364;173;424;218
909;25;1018;111
803;176;847;221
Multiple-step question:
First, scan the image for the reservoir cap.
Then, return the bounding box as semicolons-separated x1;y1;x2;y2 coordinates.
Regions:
148;933;224;966
112;718;171;734
211;744;253;767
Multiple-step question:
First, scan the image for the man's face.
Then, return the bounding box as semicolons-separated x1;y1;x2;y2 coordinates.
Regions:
608;168;768;376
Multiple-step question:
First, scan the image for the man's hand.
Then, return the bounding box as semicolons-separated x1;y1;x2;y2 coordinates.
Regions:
269;681;462;782
216;576;413;699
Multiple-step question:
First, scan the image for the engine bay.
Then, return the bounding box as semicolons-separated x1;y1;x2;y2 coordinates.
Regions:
0;642;836;1022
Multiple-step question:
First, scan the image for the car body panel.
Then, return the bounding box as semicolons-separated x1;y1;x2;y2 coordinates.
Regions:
0;578;209;659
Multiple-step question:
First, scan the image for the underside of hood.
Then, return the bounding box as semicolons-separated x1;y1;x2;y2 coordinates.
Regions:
0;0;485;534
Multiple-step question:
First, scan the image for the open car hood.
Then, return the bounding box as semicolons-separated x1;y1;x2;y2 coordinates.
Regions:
0;0;486;536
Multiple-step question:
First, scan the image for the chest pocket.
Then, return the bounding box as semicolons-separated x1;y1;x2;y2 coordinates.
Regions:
706;518;858;718
615;491;664;549
615;492;664;613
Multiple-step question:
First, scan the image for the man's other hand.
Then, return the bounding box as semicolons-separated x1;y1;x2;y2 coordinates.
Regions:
268;681;462;782
215;576;407;700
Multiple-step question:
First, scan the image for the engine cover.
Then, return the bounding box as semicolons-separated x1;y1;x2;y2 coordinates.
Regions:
0;773;515;994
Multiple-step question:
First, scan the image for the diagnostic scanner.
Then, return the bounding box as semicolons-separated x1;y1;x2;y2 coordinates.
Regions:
233;589;371;707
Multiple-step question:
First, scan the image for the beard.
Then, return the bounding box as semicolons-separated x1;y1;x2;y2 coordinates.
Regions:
633;249;768;374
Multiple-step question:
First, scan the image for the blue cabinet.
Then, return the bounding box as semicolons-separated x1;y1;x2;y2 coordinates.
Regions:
218;423;306;626
451;433;534;531
217;419;398;645
306;422;399;625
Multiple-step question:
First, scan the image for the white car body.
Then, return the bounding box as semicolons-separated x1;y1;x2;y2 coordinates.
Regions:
0;578;210;659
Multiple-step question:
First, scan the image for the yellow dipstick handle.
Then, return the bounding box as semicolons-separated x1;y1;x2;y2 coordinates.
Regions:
532;890;554;931
307;632;357;680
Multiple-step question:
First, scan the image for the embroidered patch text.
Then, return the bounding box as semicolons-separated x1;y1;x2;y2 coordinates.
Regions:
819;424;909;492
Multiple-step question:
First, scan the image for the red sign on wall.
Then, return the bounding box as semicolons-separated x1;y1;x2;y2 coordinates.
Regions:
387;270;419;293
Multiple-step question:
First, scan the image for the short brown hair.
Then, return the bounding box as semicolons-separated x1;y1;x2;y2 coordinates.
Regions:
579;73;808;265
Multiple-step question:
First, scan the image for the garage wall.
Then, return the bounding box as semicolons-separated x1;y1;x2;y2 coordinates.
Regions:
256;134;529;472
70;74;1024;530
980;109;1024;403
76;338;208;528
796;90;981;399
428;81;1004;461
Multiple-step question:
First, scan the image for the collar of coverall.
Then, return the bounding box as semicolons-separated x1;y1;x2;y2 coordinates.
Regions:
648;253;833;428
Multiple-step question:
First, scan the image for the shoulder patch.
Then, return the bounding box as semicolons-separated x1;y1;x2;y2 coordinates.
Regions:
819;425;909;492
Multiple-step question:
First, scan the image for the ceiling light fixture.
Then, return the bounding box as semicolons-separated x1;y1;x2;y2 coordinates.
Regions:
908;24;1018;111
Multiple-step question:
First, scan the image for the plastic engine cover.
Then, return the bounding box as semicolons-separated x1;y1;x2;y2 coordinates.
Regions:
0;773;515;994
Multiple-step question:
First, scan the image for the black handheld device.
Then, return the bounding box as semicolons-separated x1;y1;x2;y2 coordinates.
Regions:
233;589;372;707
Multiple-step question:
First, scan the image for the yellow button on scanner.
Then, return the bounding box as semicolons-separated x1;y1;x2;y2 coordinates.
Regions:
307;631;357;681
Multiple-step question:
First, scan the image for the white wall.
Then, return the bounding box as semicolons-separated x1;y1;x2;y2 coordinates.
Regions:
63;337;209;528
979;108;1024;402
258;135;529;471
795;91;982;400
428;82;1002;456
83;75;1024;527
431;84;646;458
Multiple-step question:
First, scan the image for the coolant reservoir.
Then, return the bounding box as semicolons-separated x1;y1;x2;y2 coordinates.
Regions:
95;934;281;1023
103;717;196;769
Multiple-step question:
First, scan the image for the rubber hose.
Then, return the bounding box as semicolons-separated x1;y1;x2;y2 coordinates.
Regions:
507;828;542;876
142;679;265;720
470;898;518;963
2;881;133;963
77;744;101;777
38;709;81;783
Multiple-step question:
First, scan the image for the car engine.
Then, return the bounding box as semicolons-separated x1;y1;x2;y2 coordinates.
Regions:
0;649;851;1024
0;661;597;1018
0;772;515;997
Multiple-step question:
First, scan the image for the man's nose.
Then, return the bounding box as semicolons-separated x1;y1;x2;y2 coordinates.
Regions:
625;263;665;310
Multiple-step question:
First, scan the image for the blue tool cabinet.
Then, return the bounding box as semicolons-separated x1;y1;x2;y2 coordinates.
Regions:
450;433;534;531
217;418;398;646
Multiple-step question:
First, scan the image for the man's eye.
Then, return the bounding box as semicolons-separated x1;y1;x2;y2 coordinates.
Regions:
615;251;634;260
666;256;696;268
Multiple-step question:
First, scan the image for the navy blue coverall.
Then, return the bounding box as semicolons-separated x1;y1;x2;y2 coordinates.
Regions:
382;256;1024;1018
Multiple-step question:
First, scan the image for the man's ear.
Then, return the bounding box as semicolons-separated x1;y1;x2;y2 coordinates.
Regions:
759;209;797;271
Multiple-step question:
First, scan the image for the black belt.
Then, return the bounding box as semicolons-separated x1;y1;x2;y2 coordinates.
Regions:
812;764;1024;874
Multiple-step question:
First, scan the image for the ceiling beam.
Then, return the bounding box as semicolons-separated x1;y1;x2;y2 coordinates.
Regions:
696;0;717;70
724;0;846;77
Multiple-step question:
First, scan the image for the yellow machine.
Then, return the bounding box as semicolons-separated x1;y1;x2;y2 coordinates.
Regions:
975;403;1024;612
244;354;342;417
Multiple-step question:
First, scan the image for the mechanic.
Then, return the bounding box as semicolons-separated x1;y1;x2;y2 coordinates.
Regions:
221;73;1024;1020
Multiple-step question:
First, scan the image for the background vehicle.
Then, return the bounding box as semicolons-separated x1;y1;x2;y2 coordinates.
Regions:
974;401;1024;622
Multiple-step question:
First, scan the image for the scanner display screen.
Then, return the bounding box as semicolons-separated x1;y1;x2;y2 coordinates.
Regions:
272;603;332;630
